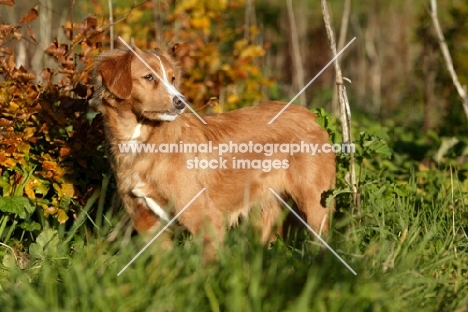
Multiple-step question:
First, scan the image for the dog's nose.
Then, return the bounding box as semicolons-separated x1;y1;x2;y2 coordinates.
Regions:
173;96;186;110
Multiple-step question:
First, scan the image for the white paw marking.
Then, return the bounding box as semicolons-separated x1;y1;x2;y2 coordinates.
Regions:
132;182;170;222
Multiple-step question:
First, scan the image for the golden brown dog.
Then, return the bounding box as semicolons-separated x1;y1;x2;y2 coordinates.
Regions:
94;47;335;259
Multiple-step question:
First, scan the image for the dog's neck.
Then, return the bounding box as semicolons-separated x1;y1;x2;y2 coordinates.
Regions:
99;100;183;147
101;104;143;143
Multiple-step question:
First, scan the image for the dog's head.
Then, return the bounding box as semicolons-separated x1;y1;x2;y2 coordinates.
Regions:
95;47;185;121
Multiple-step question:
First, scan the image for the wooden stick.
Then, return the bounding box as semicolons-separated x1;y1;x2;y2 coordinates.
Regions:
321;0;358;211
429;0;468;121
287;0;307;107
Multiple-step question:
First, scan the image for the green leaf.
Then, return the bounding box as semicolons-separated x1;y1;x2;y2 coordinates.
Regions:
20;221;41;232
0;176;12;195
368;141;392;159
0;196;34;219
2;254;17;270
29;228;59;259
370;130;390;141
29;243;44;259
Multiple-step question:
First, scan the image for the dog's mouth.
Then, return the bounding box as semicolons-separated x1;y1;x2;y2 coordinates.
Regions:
142;109;184;121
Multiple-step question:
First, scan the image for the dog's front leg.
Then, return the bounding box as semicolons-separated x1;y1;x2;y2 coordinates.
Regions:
121;193;159;234
121;194;173;247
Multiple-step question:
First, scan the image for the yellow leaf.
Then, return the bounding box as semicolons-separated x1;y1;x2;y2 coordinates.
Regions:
16;142;30;154
213;105;224;114
9;101;19;110
206;0;227;11
61;183;75;198
37;202;48;210
57;209;69;224
23;127;36;139
175;0;201;13
227;94;239;104
234;39;248;52
25;178;41;200
240;45;265;58
0;157;16;168
25;185;35;199
191;16;210;29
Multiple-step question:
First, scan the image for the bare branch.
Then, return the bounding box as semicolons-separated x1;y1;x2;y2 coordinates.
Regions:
152;0;161;46
286;0;307;107
108;0;114;49
321;0;358;211
429;0;468;121
338;0;351;51
332;0;352;115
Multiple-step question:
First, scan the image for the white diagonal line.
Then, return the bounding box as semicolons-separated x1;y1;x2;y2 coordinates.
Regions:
117;188;206;276
117;37;207;125
268;188;357;275
268;37;356;124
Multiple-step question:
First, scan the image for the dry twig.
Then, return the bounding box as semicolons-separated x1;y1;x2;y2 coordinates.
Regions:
429;0;468;121
320;0;358;211
287;0;307;107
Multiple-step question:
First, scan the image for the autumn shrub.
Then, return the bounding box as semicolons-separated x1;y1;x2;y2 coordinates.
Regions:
0;1;273;245
0;7;108;242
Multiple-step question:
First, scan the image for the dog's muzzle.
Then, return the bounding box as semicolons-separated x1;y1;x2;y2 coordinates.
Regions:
173;95;186;110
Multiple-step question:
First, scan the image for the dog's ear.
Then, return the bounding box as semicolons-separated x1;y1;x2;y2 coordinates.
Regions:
167;42;179;57
97;50;133;99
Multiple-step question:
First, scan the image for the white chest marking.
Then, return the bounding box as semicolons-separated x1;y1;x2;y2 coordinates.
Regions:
130;122;142;141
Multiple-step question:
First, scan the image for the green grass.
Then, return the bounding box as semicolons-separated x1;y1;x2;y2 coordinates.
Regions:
0;170;467;312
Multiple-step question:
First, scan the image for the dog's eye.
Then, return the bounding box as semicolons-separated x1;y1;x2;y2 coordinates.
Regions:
171;76;175;84
143;74;154;81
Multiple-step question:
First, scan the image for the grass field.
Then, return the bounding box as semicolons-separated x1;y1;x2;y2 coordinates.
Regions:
1;167;467;312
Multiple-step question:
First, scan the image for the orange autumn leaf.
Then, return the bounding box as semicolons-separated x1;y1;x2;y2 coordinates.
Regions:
59;146;71;157
19;6;39;24
0;0;15;6
42;160;59;171
43;206;58;216
0;156;16;168
191;16;210;29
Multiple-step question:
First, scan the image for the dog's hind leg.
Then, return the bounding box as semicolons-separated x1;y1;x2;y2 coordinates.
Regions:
289;186;331;237
259;196;283;245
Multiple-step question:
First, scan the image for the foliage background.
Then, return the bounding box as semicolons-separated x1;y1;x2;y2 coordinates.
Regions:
0;0;467;311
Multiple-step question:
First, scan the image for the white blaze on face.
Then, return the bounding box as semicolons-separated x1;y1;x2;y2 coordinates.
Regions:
152;53;186;113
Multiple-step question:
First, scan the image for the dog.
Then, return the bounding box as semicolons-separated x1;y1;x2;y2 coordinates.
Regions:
93;47;336;259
